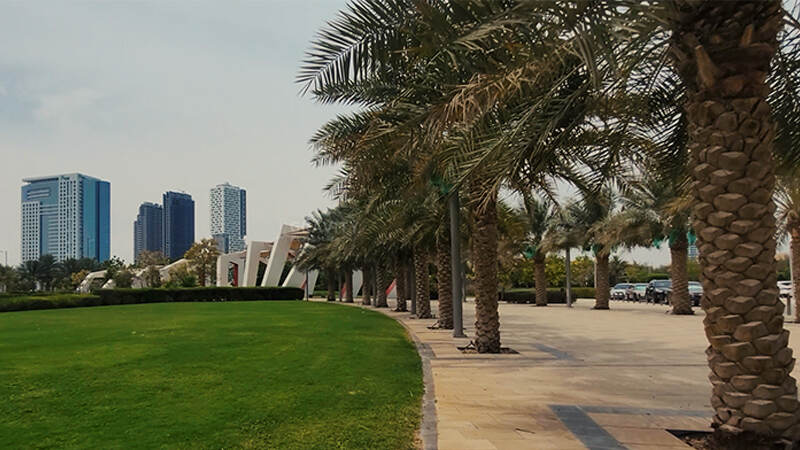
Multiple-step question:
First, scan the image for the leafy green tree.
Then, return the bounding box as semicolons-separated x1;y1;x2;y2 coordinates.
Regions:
143;266;162;288
70;269;90;290
113;270;134;288
184;239;220;287
0;265;21;292
102;256;126;281
167;264;197;288
570;256;595;288
544;255;566;288
136;251;168;268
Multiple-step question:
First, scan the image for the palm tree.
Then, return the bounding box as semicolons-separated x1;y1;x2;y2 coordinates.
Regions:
519;193;557;307
566;190;617;310
662;2;799;438
435;230;452;328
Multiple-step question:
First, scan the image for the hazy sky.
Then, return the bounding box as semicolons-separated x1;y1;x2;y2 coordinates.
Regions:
0;1;352;265
0;1;678;267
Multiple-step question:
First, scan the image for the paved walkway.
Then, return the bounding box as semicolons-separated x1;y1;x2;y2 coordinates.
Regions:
345;298;800;450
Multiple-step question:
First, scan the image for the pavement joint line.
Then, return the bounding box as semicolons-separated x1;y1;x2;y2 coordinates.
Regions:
532;343;577;361
550;405;627;450
580;405;710;417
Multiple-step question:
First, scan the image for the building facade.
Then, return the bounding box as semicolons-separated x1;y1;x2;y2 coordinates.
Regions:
163;191;195;260
21;173;110;263
209;183;246;253
133;202;163;262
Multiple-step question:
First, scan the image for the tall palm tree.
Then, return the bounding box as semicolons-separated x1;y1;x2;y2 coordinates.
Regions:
568;190;617;310
468;184;500;352
665;2;798;439
519;192;557;307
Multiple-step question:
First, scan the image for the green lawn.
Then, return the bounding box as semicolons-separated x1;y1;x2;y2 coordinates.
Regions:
0;301;422;449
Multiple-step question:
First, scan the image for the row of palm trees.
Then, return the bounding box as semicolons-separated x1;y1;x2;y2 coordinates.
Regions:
0;256;103;292
296;0;800;443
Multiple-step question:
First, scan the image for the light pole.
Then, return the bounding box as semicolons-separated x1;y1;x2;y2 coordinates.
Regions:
305;269;309;301
0;250;7;266
449;191;465;338
565;247;572;308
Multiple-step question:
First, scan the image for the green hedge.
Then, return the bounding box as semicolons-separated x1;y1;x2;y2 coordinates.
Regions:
0;287;304;313
0;294;102;312
501;287;596;304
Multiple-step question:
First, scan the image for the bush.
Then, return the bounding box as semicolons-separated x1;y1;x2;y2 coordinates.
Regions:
0;287;304;313
500;287;596;304
571;287;596;299
0;294;102;312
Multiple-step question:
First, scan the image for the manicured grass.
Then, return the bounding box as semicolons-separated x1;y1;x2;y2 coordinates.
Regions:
0;301;422;449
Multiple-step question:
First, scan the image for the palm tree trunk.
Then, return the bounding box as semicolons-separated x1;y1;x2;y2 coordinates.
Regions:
792;228;800;323
671;1;798;439
414;249;431;318
395;262;407;312
326;268;336;302
437;233;453;329
593;254;609;310
533;253;547;307
670;233;692;315
344;269;354;303
361;266;372;306
472;194;501;353
407;259;416;315
375;264;388;307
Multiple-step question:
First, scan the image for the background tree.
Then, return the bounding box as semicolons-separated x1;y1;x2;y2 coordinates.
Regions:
102;256;126;281
136;251;168;268
0;265;21;292
113;269;134;288
184;239;220;287
70;269;90;290
143;266;162;288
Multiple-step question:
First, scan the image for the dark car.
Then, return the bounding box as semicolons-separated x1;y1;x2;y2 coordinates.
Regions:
646;279;671;304
688;282;702;307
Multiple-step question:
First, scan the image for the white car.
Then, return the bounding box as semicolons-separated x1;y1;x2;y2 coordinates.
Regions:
778;281;793;299
611;283;635;300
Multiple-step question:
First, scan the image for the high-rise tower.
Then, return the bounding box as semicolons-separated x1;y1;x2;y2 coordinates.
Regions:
21;173;110;262
209;183;246;253
133;202;164;262
163;191;195;260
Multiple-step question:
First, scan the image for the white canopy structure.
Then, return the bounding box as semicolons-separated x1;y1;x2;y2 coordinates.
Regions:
216;224;318;292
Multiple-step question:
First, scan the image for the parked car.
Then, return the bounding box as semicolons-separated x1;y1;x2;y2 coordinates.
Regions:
688;281;702;307
611;283;635;300
626;283;647;301
646;279;672;304
779;280;793;300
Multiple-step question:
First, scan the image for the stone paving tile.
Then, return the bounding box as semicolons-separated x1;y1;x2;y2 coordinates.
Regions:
604;426;689;446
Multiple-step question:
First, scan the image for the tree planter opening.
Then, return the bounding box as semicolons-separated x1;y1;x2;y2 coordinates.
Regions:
668;429;792;450
458;342;518;354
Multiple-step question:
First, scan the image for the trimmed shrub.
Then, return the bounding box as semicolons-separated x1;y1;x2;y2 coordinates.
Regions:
0;294;102;312
500;287;596;304
571;287;596;299
0;287;304;313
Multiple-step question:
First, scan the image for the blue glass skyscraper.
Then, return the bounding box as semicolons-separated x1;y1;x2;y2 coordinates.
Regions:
163;191;195;260
21;173;110;263
133;202;163;262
